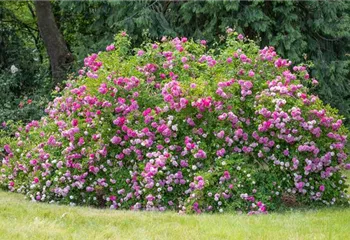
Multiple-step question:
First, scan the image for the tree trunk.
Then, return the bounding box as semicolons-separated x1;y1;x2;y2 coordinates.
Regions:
34;1;73;86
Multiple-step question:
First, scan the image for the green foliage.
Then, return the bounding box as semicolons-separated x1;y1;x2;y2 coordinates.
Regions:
0;2;51;123
0;71;51;123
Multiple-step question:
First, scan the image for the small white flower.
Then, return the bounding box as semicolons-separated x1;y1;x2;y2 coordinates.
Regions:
171;124;178;131
10;65;19;74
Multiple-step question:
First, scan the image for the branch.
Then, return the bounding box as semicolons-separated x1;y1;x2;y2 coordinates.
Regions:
2;7;38;33
27;2;36;19
315;32;343;42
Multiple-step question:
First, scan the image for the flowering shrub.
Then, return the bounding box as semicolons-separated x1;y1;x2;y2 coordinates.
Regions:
1;30;349;214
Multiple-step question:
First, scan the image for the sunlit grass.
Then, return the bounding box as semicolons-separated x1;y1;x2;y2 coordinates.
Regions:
0;188;350;240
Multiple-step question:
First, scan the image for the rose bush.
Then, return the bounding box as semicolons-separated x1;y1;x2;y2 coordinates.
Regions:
1;30;349;214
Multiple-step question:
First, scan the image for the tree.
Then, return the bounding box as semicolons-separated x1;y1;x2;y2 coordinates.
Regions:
34;0;73;86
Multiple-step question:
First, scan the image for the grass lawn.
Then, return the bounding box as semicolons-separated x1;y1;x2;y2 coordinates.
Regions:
0;191;350;240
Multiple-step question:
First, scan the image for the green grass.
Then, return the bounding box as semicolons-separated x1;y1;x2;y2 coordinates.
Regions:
0;191;350;240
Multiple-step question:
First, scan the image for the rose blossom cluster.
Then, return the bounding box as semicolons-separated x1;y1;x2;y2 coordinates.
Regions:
1;31;349;214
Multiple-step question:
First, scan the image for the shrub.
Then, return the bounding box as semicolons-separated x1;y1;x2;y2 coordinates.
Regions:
1;30;349;214
0;66;52;124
